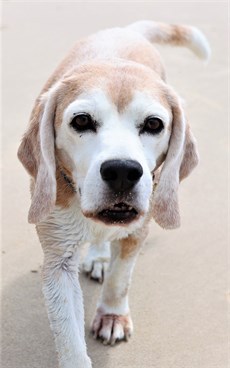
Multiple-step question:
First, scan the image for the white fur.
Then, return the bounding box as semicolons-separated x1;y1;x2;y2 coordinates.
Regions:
185;26;211;60
91;239;142;344
56;89;171;223
37;205;91;368
82;242;110;282
99;240;139;315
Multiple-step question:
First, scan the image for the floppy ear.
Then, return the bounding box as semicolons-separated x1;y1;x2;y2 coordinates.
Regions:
18;86;58;224
152;94;199;229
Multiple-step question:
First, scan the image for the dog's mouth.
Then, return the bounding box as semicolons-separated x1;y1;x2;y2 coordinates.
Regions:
96;202;139;225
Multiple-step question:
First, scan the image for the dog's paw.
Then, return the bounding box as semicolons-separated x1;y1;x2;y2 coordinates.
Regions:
82;258;109;283
91;308;133;345
81;242;110;283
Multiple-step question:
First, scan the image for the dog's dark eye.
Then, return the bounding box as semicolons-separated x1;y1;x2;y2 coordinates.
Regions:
70;113;96;133
140;116;164;135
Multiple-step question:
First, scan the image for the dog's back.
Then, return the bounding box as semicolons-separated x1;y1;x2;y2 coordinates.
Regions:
44;21;210;93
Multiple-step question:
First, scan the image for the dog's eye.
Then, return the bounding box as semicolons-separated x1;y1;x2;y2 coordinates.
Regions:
140;116;164;135
70;113;96;133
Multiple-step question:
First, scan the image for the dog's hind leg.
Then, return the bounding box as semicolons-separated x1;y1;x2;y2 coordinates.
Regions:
81;242;111;283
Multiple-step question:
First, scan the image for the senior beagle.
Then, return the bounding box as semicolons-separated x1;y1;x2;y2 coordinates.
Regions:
18;21;210;368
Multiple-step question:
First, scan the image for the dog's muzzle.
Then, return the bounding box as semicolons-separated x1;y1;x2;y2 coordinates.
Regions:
95;159;143;225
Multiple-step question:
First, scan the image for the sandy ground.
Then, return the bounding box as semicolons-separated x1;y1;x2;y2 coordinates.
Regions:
1;2;228;368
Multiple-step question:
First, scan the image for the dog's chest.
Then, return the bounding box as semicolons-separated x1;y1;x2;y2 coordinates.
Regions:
36;202;132;249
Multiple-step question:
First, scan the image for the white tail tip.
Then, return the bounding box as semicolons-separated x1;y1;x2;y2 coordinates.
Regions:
188;26;211;61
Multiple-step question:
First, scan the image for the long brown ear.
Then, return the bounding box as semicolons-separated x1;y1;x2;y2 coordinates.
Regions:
18;86;58;224
152;94;199;229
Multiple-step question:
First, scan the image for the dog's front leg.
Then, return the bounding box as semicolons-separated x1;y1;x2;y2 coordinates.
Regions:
41;238;92;368
91;234;145;345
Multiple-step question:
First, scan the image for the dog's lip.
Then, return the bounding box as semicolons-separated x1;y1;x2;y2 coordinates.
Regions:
83;201;142;226
96;202;139;225
100;202;136;213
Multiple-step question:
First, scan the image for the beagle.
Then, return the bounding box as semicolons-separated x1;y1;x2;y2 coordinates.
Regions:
18;21;210;368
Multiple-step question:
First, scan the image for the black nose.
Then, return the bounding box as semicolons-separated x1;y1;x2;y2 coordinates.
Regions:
100;159;143;192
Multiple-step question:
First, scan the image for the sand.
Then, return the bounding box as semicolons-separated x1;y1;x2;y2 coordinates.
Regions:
1;2;228;367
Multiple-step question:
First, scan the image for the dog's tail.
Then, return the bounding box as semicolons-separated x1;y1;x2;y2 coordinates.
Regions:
127;21;210;61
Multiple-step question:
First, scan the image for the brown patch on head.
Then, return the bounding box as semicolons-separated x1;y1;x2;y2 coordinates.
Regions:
52;62;171;127
106;64;170;113
106;70;134;112
53;64;114;127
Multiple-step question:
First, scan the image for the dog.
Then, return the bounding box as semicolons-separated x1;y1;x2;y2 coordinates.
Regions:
18;21;210;368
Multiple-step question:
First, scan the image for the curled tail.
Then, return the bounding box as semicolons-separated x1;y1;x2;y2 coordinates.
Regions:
127;21;210;60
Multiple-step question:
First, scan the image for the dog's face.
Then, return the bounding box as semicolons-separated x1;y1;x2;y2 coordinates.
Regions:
18;63;199;229
55;64;172;227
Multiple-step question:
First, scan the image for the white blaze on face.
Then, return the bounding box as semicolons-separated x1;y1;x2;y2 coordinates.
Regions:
56;89;172;223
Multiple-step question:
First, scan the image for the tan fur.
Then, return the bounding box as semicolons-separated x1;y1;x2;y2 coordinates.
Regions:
155;152;167;170
120;42;166;79
120;237;139;259
179;124;199;180
106;65;168;112
120;218;151;259
152;91;199;229
148;24;191;46
18;91;57;224
56;151;76;208
53;63;170;127
17;102;41;177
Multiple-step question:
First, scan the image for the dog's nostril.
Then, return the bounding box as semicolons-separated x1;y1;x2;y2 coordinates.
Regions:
100;159;143;192
127;168;143;182
101;167;118;182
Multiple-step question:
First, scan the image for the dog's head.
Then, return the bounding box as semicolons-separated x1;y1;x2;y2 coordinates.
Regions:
18;62;198;229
